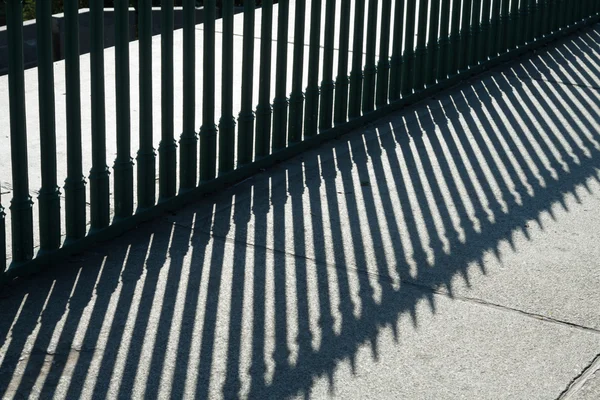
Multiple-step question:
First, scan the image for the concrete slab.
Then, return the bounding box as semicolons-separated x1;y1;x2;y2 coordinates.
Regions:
193;55;600;331
0;218;598;399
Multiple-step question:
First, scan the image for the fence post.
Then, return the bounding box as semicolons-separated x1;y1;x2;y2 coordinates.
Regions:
180;0;198;188
200;0;218;181
389;0;405;101
375;0;392;108
508;0;520;48
348;0;366;118
526;0;536;42
362;0;378;113
36;0;61;251
497;0;510;54
437;0;452;81
137;0;157;207
414;0;430;91
334;0;351;123
256;0;274;157
289;0;306;142
305;0;322;138
401;0;417;96
459;0;473;71
319;0;337;129
426;0;441;86
114;0;134;218
219;0;236;171
539;0;547;36
0;197;5;272
159;0;177;200
550;0;559;32
6;0;33;263
89;0;110;230
449;0;462;75
469;0;481;66
64;0;87;238
480;0;492;62
272;0;290;150
238;0;256;165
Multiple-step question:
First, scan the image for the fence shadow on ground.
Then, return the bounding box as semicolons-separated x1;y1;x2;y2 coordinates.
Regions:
1;26;600;399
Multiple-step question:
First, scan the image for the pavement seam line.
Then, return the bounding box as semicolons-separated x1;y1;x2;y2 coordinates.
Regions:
514;74;600;91
557;353;600;399
204;230;600;336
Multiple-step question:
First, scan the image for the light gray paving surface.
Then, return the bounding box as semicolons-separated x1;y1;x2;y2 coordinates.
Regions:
0;8;600;400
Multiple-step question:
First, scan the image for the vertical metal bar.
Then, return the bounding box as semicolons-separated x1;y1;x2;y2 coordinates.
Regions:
334;0;352;123
414;0;430;92
437;0;452;81
288;0;306;143
0;196;5;272
319;0;337;129
272;0;290;150
519;0;529;46
200;0;218;181
555;0;563;31
489;0;501;57
549;0;557;32
532;0;541;40
159;0;177;200
573;0;580;24
539;0;548;35
137;0;156;208
557;0;566;29
64;0;87;239
362;0;378;113
36;0;61;250
219;0;236;171
480;0;491;61
562;0;570;26
389;0;405;101
114;0;134;218
509;0;521;48
180;0;198;188
551;0;559;31
375;0;392;108
348;0;365;118
573;0;580;22
238;0;256;165
400;0;417;96
6;0;33;262
498;0;510;54
469;0;481;66
459;0;473;71
256;0;274;157
567;0;574;26
426;0;441;86
89;0;110;230
304;0;322;138
526;0;535;43
449;0;462;74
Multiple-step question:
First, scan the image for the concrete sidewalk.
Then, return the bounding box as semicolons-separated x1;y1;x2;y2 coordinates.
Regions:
1;22;600;400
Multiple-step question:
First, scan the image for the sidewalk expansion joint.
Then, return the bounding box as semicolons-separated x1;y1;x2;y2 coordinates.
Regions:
516;74;600;91
407;279;600;336
557;353;600;399
205;231;600;336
